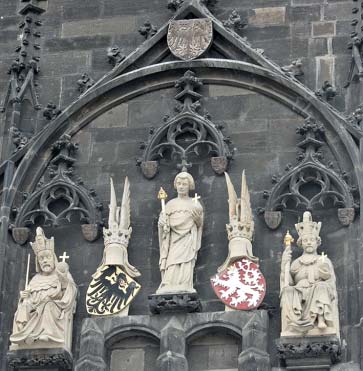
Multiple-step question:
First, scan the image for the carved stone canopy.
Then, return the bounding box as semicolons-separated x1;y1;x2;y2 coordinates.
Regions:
11;134;102;245
262;117;358;229
138;70;233;178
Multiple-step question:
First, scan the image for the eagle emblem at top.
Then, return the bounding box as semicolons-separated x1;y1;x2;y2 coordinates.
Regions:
167;19;213;61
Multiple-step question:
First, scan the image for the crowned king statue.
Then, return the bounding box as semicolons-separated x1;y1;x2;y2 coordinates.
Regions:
10;227;77;351
280;211;339;337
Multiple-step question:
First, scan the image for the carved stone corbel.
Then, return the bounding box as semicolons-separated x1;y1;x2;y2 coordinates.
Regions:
262;117;358;229
138;70;233;178
11;134;102;244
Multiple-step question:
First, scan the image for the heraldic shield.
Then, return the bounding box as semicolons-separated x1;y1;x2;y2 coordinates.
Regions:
167;19;213;61
86;265;141;315
211;258;266;310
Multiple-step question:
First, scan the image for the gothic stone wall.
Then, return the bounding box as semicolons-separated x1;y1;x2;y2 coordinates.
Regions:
0;0;362;370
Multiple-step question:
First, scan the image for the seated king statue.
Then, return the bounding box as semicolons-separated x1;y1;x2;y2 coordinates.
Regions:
9;227;77;351
280;211;339;337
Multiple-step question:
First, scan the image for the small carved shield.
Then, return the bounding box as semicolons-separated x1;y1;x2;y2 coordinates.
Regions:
167;19;213;61
337;208;355;226
211;156;228;175
86;265;141;316
12;227;30;245
141;161;159;179
264;211;282;230
211;258;266;310
81;224;99;242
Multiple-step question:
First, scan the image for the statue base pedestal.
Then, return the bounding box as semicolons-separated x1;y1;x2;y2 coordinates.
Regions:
148;292;202;314
276;336;341;370
7;348;73;370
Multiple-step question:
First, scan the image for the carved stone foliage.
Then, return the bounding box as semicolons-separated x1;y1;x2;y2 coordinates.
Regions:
8;348;73;370
10;127;29;154
315;81;337;101
262;117;358;229
43;101;62;121
167;19;213;61
11;134;102;245
77;73;95;95
107;46;125;67
0;2;44;113
167;0;184;11
138;70;233;178
276;338;341;365
223;10;248;32
345;0;363;87
148;292;202;314
281;59;304;78
138;21;158;39
347;103;363;131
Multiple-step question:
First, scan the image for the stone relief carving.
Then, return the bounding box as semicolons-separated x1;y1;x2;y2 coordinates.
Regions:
11;134;102;244
156;171;203;294
10;127;29;154
138;21;158;39
86;178;141;316
223;10;248;32
107;46;125;67
167;19;213;61
77;73;95;94
9;227;77;351
262;117;358;229
280;212;340;337
138;70;233;178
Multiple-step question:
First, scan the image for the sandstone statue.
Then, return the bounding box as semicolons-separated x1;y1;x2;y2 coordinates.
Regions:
280;211;339;337
86;177;141;316
10;227;77;350
156;171;204;294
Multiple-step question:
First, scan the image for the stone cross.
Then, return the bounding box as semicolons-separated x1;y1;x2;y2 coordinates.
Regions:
193;193;201;204
59;251;70;263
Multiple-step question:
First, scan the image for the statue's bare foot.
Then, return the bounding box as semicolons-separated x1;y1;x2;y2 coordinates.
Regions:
24;336;35;345
317;316;327;329
38;335;49;342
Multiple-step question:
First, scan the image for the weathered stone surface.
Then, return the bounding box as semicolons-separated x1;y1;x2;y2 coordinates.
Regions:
312;21;336;38
249;7;286;26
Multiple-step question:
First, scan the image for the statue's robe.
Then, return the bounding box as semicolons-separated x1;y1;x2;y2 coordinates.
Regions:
281;254;338;335
10;270;77;348
157;198;203;294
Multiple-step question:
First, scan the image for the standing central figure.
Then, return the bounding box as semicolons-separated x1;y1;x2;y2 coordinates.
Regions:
157;172;204;294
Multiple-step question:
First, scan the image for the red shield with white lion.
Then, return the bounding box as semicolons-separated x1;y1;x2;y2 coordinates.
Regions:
210;258;266;310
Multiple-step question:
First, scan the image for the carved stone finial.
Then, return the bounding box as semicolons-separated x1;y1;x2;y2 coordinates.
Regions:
77;73;95;94
167;0;184;11
347;103;363;131
281;59;304;78
138;21;158;39
315;81;336;101
107;46;125;66
10;127;29;154
223;10;248;32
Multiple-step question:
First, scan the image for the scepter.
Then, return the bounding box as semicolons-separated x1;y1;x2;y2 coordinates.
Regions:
283;230;294;289
25;253;30;290
158;187;168;216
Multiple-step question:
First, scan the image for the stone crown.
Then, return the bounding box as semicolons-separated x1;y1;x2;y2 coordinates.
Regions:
30;226;54;255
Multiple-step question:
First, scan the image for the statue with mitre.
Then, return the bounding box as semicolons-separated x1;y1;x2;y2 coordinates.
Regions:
280;211;340;337
10;227;77;350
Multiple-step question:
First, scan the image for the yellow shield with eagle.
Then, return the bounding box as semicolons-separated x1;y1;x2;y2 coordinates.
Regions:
86;265;141;316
